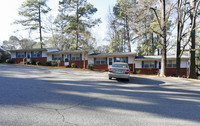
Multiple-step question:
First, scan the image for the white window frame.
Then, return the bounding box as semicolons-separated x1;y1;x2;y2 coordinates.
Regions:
71;54;81;61
167;60;176;68
95;58;106;64
115;57;127;63
53;54;62;60
32;51;41;58
144;61;155;68
17;52;25;58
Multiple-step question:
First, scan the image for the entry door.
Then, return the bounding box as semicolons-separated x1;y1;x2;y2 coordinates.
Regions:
64;54;69;65
27;52;31;62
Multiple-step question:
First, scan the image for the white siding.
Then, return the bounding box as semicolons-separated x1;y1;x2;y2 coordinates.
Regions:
135;61;142;68
11;52;16;58
88;57;94;64
42;51;47;57
128;56;134;64
82;53;88;60
47;55;52;61
180;60;188;68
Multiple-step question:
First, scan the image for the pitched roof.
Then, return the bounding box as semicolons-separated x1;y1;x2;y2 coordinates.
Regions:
135;55;189;60
47;50;87;54
9;48;59;52
88;52;136;57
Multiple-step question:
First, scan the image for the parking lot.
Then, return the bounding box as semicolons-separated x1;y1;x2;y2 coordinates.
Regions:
0;64;200;126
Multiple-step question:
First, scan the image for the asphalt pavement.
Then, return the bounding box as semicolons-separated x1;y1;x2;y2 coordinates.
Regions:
0;64;200;126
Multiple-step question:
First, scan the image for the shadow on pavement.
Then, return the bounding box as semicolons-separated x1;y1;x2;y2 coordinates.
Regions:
0;69;200;122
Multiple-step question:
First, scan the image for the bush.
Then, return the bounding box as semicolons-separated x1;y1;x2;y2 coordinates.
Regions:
136;70;141;74
71;63;77;68
36;61;41;65
45;61;52;66
0;58;2;63
5;59;13;64
87;63;94;70
30;60;36;65
65;65;70;68
51;60;58;66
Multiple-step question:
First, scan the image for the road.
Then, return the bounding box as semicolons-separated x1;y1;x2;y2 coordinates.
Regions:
0;64;200;126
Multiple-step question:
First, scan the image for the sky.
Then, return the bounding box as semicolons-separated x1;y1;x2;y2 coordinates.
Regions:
0;0;117;47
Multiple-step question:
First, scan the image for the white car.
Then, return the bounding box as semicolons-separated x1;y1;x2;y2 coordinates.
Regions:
108;62;130;81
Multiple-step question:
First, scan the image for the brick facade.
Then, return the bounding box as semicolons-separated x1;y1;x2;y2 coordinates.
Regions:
128;64;133;71
31;57;47;65
134;68;187;76
13;57;47;65
13;58;24;64
166;68;187;76
94;64;108;71
59;61;65;66
69;60;88;68
135;68;159;75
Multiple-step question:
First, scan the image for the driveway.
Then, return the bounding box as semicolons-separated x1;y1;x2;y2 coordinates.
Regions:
0;64;200;126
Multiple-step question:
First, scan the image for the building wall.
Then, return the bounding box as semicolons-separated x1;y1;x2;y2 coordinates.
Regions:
69;60;88;68
180;60;188;68
47;55;52;61
11;52;16;58
94;64;108;70
135;61;142;68
42;51;47;57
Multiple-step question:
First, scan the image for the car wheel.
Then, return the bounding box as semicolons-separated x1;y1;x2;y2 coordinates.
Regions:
109;77;112;80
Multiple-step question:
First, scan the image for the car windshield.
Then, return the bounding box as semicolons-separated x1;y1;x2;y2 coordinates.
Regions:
112;64;128;68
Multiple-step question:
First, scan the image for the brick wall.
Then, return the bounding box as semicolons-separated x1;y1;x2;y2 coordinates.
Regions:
13;58;24;64
166;68;187;76
134;68;187;76
94;64;108;71
59;61;65;66
69;60;88;68
31;57;47;65
135;68;159;75
128;64;133;71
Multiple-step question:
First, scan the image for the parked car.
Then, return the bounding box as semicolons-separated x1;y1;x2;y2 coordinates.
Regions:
108;62;130;81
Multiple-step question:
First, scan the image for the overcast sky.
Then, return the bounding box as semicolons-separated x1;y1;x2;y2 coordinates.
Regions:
0;0;117;46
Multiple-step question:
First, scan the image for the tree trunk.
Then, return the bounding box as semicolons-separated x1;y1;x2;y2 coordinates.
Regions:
126;16;131;52
160;0;167;77
189;0;197;78
39;4;43;48
151;33;154;55
176;0;181;77
76;1;79;50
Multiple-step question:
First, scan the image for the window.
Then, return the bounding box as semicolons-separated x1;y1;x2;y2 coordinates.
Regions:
115;57;128;63
32;51;42;58
109;58;112;65
65;54;68;62
52;54;62;60
143;61;155;68
167;60;176;68
71;54;81;61
17;52;25;58
95;58;107;64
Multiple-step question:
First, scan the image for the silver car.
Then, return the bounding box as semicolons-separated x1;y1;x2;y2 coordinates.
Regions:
108;62;130;81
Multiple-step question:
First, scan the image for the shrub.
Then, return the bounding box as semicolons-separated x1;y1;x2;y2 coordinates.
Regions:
30;60;36;65
136;70;141;74
71;63;77;68
65;65;70;68
51;60;58;66
36;61;41;65
45;61;52;66
87;63;94;70
0;58;2;63
5;59;13;64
